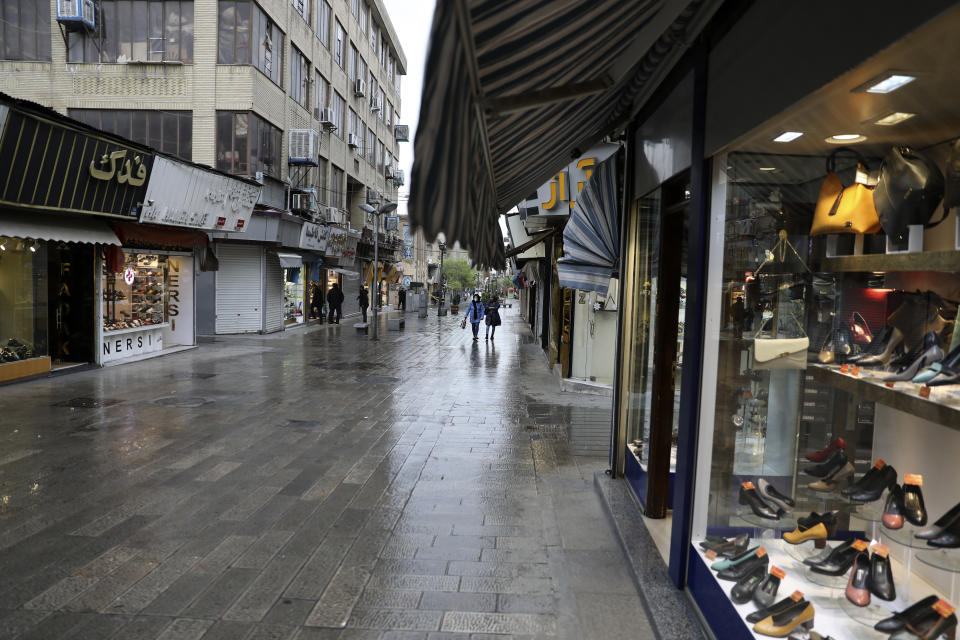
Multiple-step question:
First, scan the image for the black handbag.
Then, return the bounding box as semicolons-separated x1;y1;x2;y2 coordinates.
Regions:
873;146;946;242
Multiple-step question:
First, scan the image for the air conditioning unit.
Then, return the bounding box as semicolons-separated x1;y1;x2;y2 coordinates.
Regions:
57;0;96;30
366;188;381;204
347;133;360;148
393;169;405;186
354;79;366;97
287;129;319;166
319;108;335;129
371;99;382;113
291;192;318;213
384;166;394;179
394;124;409;142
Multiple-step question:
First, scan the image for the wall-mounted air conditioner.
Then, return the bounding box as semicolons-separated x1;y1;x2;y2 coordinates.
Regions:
371;99;382;113
384;167;394;179
56;0;96;30
319;108;335;129
288;129;319;165
354;79;366;97
366;188;381;204
393;169;404;186
291;192;318;213
347;133;360;148
394;124;409;142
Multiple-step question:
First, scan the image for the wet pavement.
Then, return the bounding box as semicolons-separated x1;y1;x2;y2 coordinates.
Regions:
0;307;653;639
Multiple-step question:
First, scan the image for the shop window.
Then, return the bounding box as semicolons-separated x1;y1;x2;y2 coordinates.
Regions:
316;0;330;48
331;90;345;139
334;19;344;68
0;239;48;365
67;0;193;63
103;253;169;332
330;164;344;209
216;111;281;179
285;266;305;324
0;0;51;61
290;45;309;108
69;109;193;161
217;0;283;87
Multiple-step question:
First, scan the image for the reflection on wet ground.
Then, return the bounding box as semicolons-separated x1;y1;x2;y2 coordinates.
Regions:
0;308;652;639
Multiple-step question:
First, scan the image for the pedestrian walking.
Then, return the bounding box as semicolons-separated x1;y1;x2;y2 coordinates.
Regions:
358;286;370;323
484;295;501;340
326;283;344;324
464;293;485;341
398;287;406;311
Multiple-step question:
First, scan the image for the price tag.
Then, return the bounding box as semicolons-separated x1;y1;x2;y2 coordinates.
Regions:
851;366;861;377
743;391;753;399
705;549;718;561
770;566;786;579
741;481;756;491
885;381;895;388
904;474;923;486
755;547;767;558
852;539;869;551
920;386;932;399
871;544;890;558
790;590;804;602
874;458;886;470
840;364;850;373
933;599;956;618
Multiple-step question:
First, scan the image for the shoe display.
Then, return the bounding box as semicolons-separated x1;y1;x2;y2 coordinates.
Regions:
928;364;960;387
748;595;805;624
739;483;780;520
801;544;835;568
885;331;945;382
856;326;905;366
841;460;883;497
916;501;960;540
926;514;960;548
803;450;847;478
902;480;928;527
845;551;872;606
914;343;960;384
718;550;769;581
753;600;815;637
758;478;795;512
731;563;767;604
847;463;898;503
870;550;896;601
752;569;782;608
882;484;906;529
808;462;854;492
700;533;749;558
808;539;859;576
874;595;940;633
848;325;894;363
782;512;837;549
711;546;762;572
890;611;958;640
804;436;846;463
849;311;874;345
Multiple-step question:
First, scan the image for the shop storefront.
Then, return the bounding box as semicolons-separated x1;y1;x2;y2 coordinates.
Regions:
294;221;329;326
323;227;362;319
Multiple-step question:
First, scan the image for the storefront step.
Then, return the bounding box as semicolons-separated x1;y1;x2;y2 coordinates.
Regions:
559;377;613;396
101;345;198;368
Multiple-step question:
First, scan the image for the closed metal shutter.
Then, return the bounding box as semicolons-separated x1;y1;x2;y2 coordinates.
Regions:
215;245;262;334
263;252;284;333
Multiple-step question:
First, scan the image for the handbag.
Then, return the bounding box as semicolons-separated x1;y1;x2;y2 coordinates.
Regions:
810;148;882;236
460;318;467;329
752;313;809;370
873;146;946;242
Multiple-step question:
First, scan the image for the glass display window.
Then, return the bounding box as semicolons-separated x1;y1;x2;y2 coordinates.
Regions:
284;266;304;325
103;252;168;332
0;237;48;364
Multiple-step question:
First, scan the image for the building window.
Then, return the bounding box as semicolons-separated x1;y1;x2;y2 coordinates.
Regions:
348;43;358;82
366;127;375;166
378;89;386;122
388;54;394;81
330;164;345;209
291;0;308;23
316;0;330;48
0;0;51;61
386;150;392;176
315;70;329;114
317;158;328;205
369;73;378;112
376;139;384;173
218;1;283;87
385;101;392;128
359;120;367;157
331;91;345;139
380;36;387;67
369;21;378;54
347;108;357;143
334;19;345;68
291;45;309;108
70;109;193;161
359;1;367;34
394;72;400;92
68;0;193;63
216;111;281;179
357;55;367;89
350;0;358;18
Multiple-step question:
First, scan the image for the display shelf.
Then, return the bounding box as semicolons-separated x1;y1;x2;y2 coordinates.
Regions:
917;549;960;574
103;323;169;336
734;507;798;532
882;524;935;550
817;249;960;274
780;538;824;565
839;595;893;627
802;564;848;590
810;364;960;430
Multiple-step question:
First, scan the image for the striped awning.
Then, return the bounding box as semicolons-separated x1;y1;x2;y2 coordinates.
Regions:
557;154;620;294
409;0;717;268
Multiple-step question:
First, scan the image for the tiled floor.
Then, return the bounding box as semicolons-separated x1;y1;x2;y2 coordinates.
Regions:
0;307;655;639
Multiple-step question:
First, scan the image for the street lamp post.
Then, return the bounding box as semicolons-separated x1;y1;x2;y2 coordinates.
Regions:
359;201;397;340
437;241;446;316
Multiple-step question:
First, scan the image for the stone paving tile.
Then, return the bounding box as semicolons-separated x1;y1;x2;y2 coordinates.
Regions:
346;608;444;632
262;598;316;626
155;617;215;640
364;574;460;593
181;568;261;618
418;591;497;613
446;561;549;579
356;588;423;609
440;611;556;635
458;577;553;596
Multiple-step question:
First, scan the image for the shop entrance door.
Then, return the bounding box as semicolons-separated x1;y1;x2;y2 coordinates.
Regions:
47;243;95;368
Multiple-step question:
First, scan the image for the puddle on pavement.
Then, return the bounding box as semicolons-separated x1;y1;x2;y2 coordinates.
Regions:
354;375;400;384
53;397;122;409
525;402;610;457
152;396;214;408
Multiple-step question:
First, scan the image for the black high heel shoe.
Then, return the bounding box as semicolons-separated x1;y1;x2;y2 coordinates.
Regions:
850;326;900;363
916;501;960;540
875;595;940;633
902;481;927;527
885;332;945;382
739;484;779;520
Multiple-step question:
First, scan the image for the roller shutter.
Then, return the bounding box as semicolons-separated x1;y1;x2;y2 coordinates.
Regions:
263;252;284;333
215;245;262;334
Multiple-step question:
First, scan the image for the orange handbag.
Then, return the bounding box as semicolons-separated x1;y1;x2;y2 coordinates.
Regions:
810;148;882;236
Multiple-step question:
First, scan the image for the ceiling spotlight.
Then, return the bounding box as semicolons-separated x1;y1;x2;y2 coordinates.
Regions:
759;167;778;172
862;73;916;94
825;134;867;144
773;131;803;143
874;112;916;126
0;239;5;251
29;242;37;253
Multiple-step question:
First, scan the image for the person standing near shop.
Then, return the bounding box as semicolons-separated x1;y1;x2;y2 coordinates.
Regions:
484;294;501;340
326;283;344;324
464;293;485;341
398;287;406;311
358;286;370;323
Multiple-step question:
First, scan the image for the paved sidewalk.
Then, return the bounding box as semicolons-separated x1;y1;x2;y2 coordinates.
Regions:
0;307;653;639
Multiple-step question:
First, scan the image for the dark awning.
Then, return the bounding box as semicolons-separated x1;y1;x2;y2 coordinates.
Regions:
409;0;718;268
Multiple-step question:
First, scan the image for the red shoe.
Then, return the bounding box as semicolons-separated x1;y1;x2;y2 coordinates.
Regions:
804;436;846;462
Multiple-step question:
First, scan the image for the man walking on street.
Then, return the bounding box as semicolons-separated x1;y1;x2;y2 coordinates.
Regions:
358;286;370;323
326;283;344;324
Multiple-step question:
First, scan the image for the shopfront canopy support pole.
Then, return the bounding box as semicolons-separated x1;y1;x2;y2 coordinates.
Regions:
360;201;398;340
669;40;709;590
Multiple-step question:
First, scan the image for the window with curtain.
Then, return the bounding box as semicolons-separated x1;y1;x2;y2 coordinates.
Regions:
216;111;281;179
369;22;378;54
67;0;193;63
385;101;392;127
331;91;345;138
330;164;344;209
315;70;329;113
366;127;375;166
0;0;51;61
359;2;367;34
348;43;358;82
378;89;385;121
379;36;387;67
70;109;193;161
316;0;330;48
316;157;328;205
376;139;383;173
334;19;344;68
291;0;308;23
218;0;283;86
291;45;309;108
350;0;358;18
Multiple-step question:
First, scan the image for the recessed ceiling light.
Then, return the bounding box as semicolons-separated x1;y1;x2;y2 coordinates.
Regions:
874;112;916;126
773;131;803;143
758;167;777;172
825;134;867;144
865;73;916;94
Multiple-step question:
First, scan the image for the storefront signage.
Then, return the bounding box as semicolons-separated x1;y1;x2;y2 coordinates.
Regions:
101;326;164;363
139;156;261;231
533;142;620;215
0;108;153;219
300;222;329;251
123;267;136;285
325;227;349;258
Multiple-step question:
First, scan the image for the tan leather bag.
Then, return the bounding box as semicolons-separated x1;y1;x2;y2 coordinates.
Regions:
810;149;882;236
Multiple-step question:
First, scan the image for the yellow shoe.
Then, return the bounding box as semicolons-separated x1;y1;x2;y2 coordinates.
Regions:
782;522;828;548
753;601;814;637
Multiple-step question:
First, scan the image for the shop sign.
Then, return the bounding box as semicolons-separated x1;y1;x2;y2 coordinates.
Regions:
139;156;261;231
325;227;349;258
0;108;153;219
101;327;163;363
123;267;136;285
531;142;620;215
300;222;329;251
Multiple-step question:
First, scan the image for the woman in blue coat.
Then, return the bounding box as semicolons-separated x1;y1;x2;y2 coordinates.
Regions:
464;293;485;341
485;295;501;340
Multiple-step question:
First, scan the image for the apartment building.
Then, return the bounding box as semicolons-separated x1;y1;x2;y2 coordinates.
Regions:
0;0;407;224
